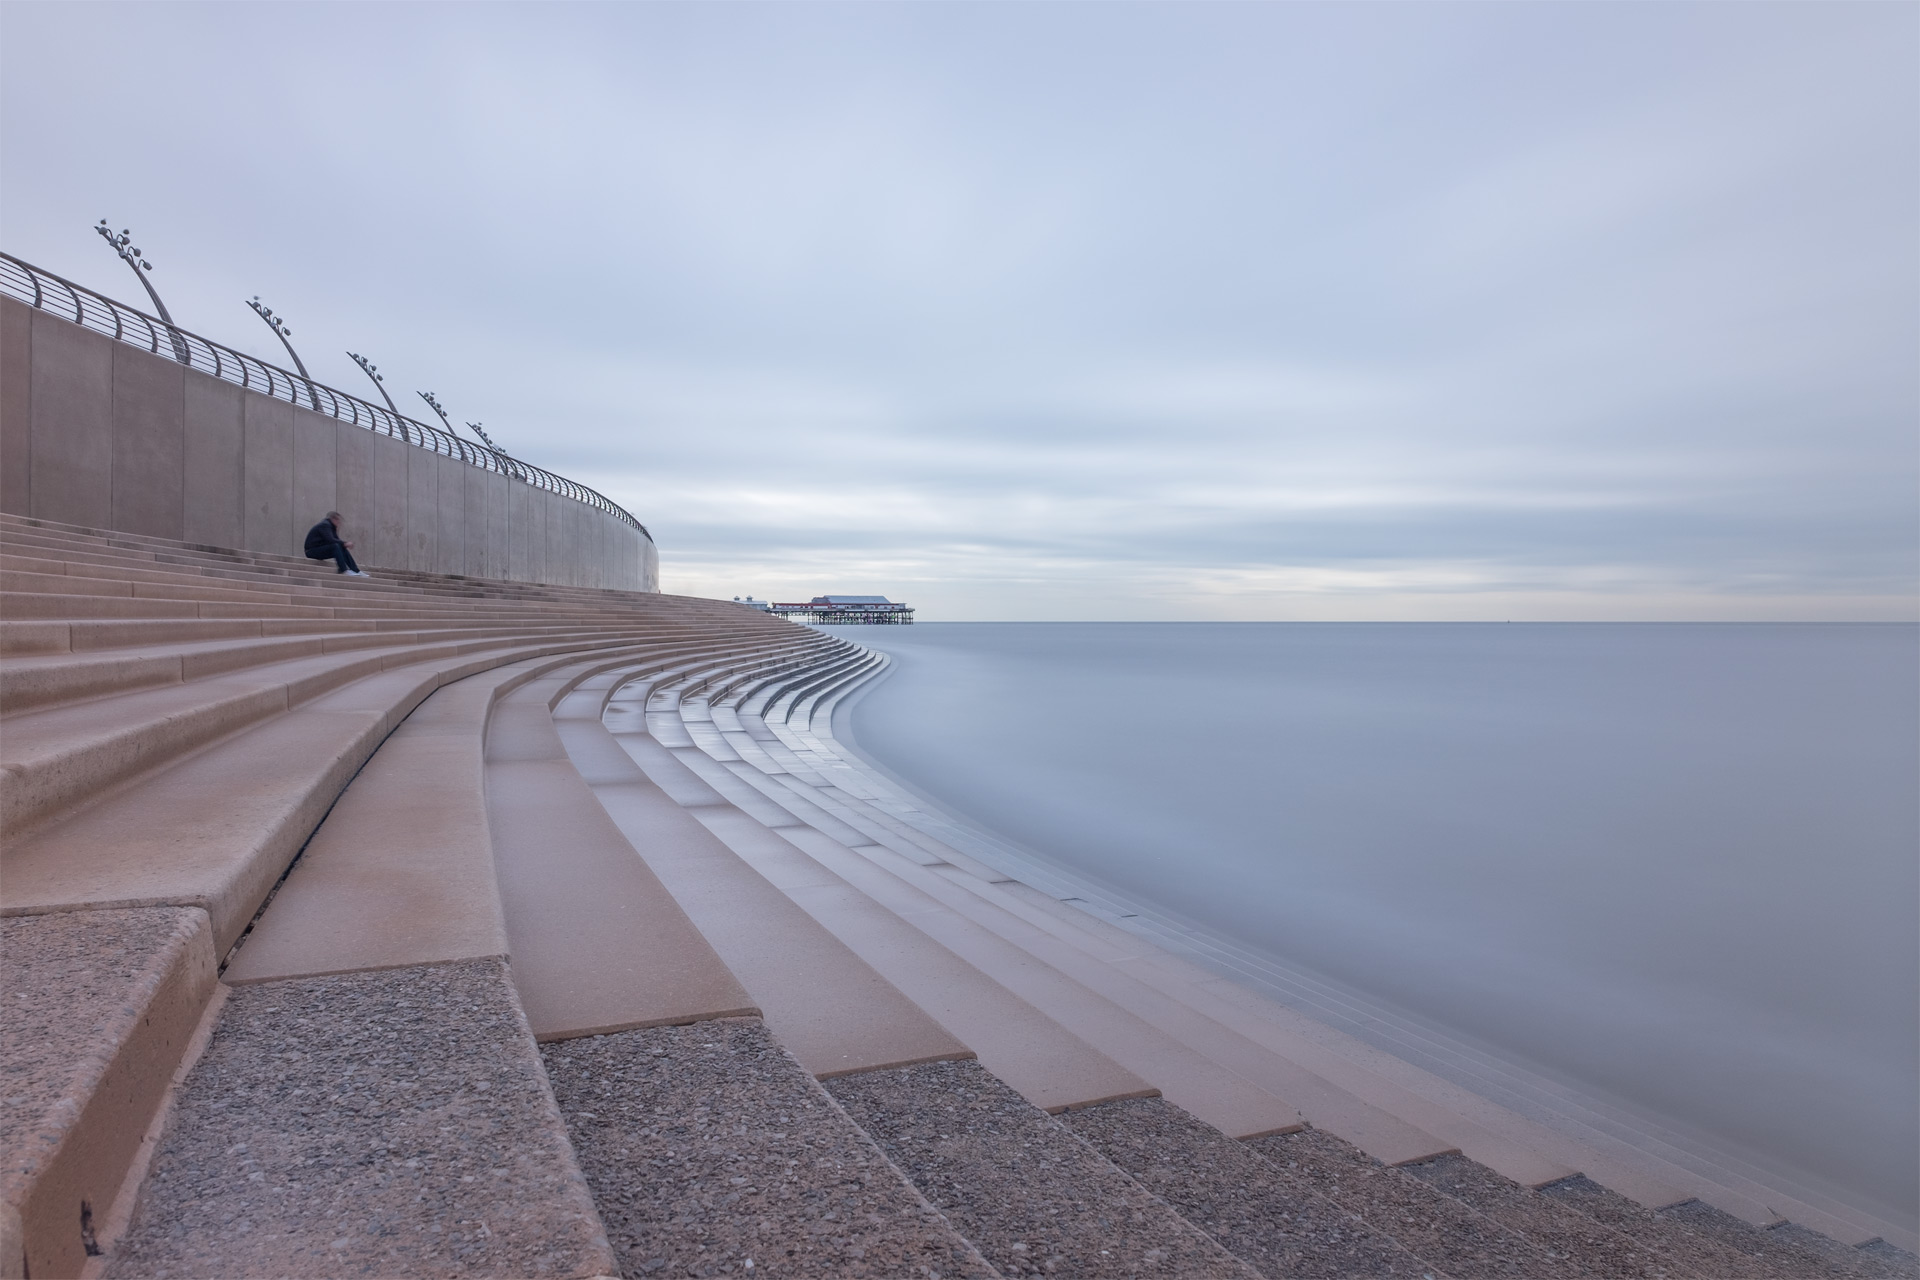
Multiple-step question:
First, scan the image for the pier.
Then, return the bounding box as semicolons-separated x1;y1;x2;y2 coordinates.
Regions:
768;594;915;624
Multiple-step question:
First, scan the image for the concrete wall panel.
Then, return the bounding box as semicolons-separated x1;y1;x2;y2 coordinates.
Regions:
182;374;245;549
334;421;376;565
243;395;296;556
290;409;338;550
2;306;654;587
481;473;510;580
28;310;114;528
369;432;411;572
462;465;489;578
506;480;533;583
111;344;186;540
2;297;32;516
405;446;437;572
434;454;465;575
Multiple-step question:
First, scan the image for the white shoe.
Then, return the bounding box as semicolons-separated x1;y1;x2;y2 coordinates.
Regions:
348;570;370;578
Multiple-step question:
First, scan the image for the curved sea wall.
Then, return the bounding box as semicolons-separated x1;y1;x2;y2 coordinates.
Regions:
0;293;656;591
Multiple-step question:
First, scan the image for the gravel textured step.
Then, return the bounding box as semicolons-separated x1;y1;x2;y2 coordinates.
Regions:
825;1058;1259;1279
1396;1153;1682;1278
1057;1096;1432;1278
104;958;615;1279
0;907;217;1280
1541;1169;1872;1279
1250;1126;1570;1279
541;1018;994;1279
1764;1222;1920;1280
1654;1198;1884;1280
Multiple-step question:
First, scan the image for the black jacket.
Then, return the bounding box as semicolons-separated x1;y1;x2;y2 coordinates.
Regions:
304;519;341;557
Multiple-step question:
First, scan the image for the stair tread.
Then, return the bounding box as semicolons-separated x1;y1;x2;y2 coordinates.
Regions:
1250;1127;1571;1278
486;669;759;1040
1062;1097;1436;1279
104;959;618;1279
545;1019;997;1279
608;723;1153;1113
827;1058;1261;1279
556;680;971;1077
0;907;217;1280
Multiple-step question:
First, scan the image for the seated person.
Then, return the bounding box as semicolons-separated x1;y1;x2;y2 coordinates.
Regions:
303;511;368;576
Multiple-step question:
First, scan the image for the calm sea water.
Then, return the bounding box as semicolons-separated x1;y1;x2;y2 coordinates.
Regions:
825;622;1918;1224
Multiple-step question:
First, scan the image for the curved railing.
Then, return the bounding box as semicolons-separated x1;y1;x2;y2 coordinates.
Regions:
0;253;650;540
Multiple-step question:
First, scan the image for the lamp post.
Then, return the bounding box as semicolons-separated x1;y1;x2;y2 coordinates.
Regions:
94;220;189;364
246;297;319;411
348;352;410;444
418;390;511;470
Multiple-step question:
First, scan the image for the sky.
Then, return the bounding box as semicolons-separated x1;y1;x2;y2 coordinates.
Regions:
2;2;1914;620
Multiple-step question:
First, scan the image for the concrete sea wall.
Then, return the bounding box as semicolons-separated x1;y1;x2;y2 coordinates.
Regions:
0;295;657;591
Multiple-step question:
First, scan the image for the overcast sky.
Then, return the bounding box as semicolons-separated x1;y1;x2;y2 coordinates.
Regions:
3;3;1913;619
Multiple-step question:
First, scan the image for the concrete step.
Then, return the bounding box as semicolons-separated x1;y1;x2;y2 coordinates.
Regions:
0;907;217;1280
485;657;761;1041
1249;1127;1571;1278
543;1019;997;1279
2;636;658;956
1058;1097;1435;1279
825;1058;1260;1279
0;621;675;714
102;959;619;1279
653;694;1340;1148
0;634;540;833
1395;1153;1687;1278
602;711;1156;1115
553;668;972;1078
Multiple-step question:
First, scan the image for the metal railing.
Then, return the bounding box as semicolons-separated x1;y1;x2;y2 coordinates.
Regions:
0;253;650;540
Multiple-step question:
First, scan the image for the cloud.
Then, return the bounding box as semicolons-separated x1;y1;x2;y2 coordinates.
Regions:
1;2;1912;619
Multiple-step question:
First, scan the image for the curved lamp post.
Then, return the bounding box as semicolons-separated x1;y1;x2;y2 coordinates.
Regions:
418;390;512;471
246;297;319;411
94;220;189;364
348;352;410;444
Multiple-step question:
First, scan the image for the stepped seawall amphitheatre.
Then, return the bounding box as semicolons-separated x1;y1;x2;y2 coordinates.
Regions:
1;260;1914;1279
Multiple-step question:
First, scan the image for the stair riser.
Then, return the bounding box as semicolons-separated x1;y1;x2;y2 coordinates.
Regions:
4;909;217;1280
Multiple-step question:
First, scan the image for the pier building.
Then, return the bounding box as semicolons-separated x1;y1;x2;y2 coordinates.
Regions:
769;594;915;624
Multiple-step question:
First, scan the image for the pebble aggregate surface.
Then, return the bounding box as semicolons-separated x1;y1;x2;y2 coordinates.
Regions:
1249;1127;1562;1279
541;1018;994;1279
0;907;206;1203
1060;1097;1432;1278
1536;1176;1810;1278
1657;1199;1888;1280
825;1058;1258;1279
1396;1153;1676;1279
105;958;615;1279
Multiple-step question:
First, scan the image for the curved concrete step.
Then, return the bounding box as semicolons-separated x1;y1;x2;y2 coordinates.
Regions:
612;676;1297;1136
1059;1097;1438;1279
602;686;1156;1115
543;1019;996;1279
485;655;761;1041
0;907;217;1280
104;959;619;1280
826;1059;1260;1280
2;635;675;954
1248;1127;1572;1279
551;668;972;1078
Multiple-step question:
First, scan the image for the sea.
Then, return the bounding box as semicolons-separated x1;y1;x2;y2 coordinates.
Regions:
821;621;1918;1231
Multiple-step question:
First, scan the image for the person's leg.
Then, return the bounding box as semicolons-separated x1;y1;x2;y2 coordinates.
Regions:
339;546;361;573
326;544;353;573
